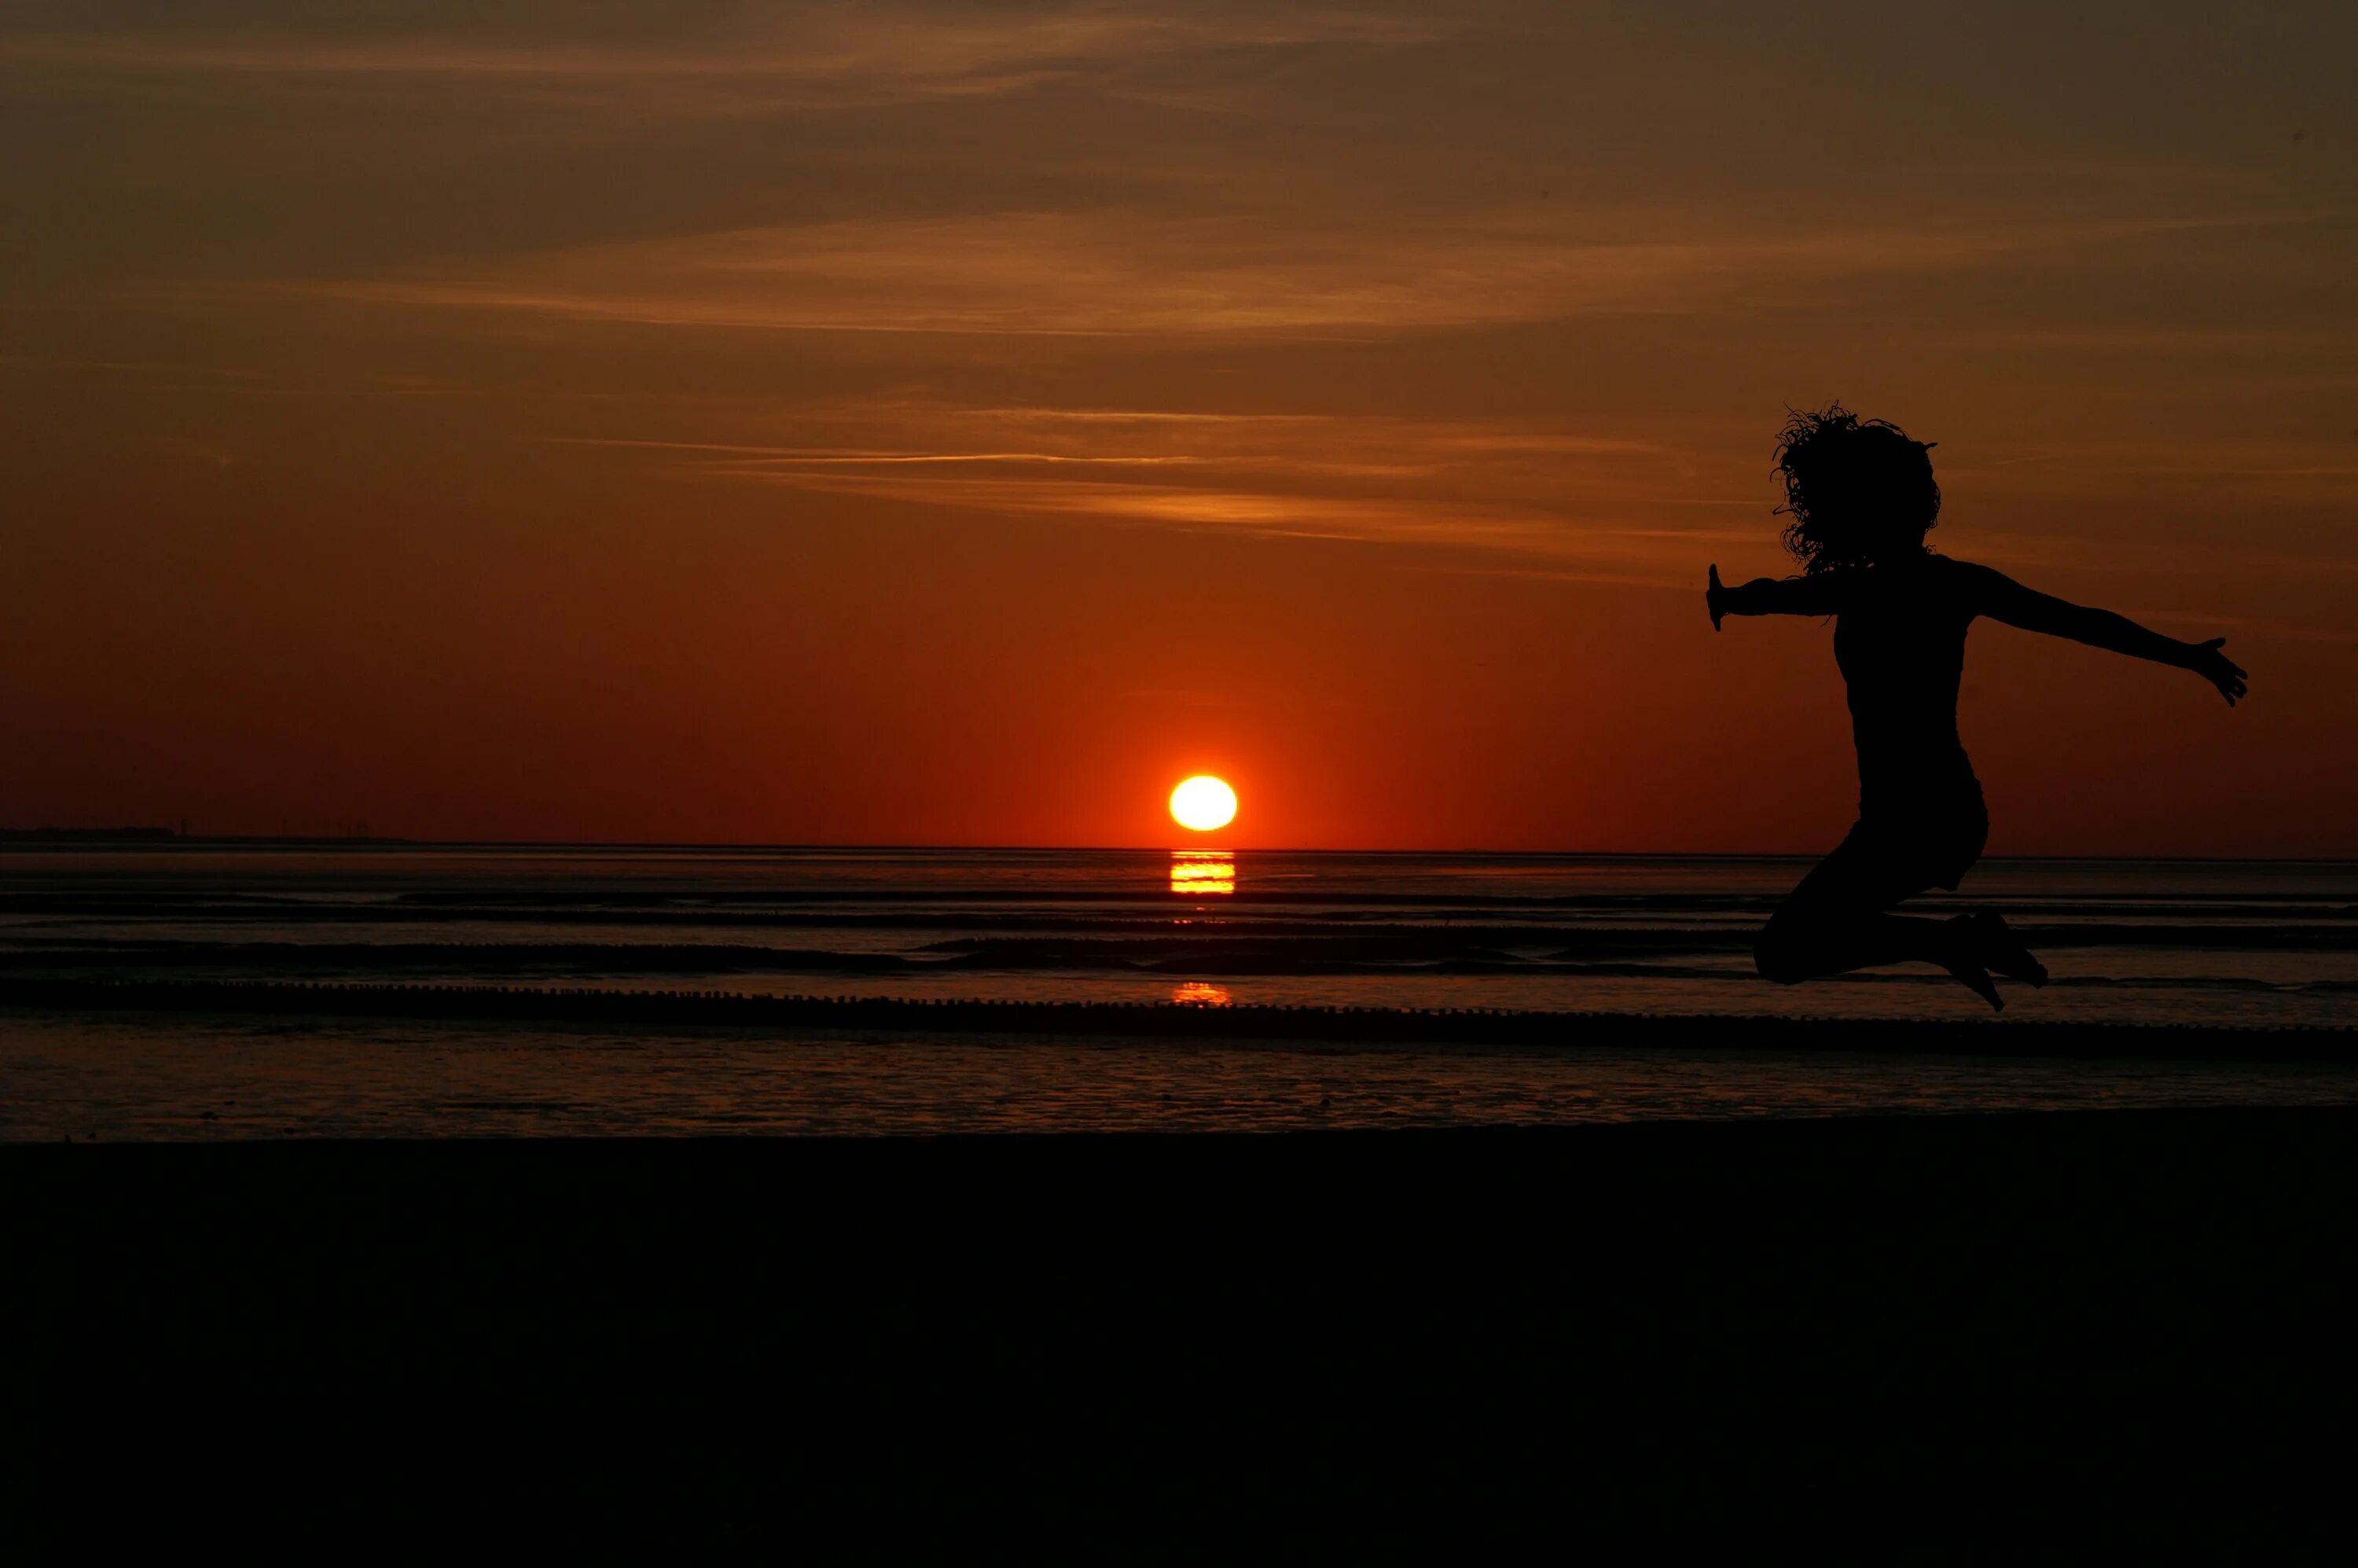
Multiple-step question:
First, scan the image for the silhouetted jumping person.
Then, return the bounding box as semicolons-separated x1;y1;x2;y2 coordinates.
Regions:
1707;406;2248;1008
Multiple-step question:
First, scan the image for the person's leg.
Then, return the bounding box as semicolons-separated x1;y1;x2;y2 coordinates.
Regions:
1757;905;1965;978
1756;905;2001;1007
1935;804;2048;988
1956;910;2048;987
1754;828;2005;1008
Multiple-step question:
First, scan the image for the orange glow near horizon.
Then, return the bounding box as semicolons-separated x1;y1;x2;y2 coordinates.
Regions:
3;8;2354;857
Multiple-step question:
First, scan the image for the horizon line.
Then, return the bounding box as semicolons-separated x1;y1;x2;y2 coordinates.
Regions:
2;831;2353;867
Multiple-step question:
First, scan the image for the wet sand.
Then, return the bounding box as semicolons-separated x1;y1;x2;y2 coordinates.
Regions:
13;1007;2358;1140
10;975;2358;1056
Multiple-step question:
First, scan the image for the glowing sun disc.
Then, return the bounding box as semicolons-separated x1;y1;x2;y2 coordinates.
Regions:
1170;775;1238;832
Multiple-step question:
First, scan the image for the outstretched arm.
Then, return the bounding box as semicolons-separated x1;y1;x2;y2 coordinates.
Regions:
1963;562;2249;706
1706;563;1842;630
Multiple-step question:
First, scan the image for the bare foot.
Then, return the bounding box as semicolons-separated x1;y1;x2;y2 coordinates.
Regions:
1941;956;2004;1012
1956;912;2048;987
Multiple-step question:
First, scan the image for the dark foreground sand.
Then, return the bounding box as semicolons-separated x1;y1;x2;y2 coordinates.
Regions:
16;1109;2358;1492
12;1111;2356;1544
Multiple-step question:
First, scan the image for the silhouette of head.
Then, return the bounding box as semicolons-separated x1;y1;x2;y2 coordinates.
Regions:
1772;404;1940;574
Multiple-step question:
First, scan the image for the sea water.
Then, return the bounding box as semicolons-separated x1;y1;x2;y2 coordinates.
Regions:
4;846;2354;1137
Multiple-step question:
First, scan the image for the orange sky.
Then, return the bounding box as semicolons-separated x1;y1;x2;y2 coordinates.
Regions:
5;3;2353;854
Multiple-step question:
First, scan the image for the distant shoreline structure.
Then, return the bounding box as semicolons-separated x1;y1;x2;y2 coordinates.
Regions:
0;828;412;847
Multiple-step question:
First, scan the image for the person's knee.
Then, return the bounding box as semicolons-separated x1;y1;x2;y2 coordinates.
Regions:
1753;918;1812;986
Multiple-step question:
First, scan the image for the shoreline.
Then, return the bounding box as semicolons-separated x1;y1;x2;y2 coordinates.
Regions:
9;975;2356;1059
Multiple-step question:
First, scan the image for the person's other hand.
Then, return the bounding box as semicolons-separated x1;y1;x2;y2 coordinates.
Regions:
1707;564;1725;631
2187;637;2247;706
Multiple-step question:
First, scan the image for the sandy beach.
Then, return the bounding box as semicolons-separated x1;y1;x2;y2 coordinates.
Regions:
17;1108;2357;1471
10;990;2358;1141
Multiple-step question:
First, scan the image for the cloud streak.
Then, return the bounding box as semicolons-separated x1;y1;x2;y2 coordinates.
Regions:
547;408;1743;571
4;4;1449;111
283;206;2316;339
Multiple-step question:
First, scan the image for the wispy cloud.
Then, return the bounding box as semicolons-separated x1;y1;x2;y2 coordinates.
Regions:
547;406;1740;571
5;5;1449;109
550;406;1681;487
716;465;1598;552
282;207;2308;338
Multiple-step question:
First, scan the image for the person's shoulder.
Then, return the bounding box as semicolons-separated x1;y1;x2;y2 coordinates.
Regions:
1925;552;2000;585
1923;553;2012;608
1802;565;1860;605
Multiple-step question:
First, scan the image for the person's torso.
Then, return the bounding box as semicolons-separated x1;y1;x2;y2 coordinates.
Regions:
1832;555;1981;815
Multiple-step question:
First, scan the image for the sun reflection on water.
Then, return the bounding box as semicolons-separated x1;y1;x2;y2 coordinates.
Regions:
1170;850;1235;897
1171;982;1233;1007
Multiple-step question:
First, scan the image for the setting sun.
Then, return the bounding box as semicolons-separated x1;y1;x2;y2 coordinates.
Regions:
1170;776;1238;833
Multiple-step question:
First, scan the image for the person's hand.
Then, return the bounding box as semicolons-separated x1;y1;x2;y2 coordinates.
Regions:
2186;637;2247;706
1707;563;1725;631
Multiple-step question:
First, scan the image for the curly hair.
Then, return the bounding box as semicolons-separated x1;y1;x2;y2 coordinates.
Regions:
1772;403;1941;575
